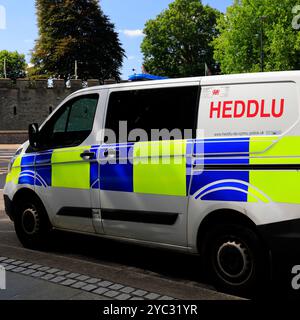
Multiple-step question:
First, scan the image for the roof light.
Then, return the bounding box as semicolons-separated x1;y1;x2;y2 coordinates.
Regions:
128;74;168;82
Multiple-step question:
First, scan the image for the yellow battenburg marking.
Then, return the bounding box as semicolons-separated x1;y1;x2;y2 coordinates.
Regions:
249;136;300;204
247;186;270;203
247;193;259;203
133;140;187;197
6;155;21;184
52;146;90;189
249;171;300;204
250;136;300;164
249;136;276;155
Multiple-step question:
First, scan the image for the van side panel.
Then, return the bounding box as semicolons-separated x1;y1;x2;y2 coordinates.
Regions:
188;78;300;251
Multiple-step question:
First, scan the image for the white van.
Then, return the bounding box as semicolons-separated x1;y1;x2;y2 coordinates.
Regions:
4;71;300;294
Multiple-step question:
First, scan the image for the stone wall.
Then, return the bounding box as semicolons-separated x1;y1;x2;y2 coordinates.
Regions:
0;131;27;144
0;78;103;131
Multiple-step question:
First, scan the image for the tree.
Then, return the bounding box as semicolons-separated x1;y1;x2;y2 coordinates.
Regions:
0;50;26;79
31;0;125;81
213;0;300;74
141;0;221;78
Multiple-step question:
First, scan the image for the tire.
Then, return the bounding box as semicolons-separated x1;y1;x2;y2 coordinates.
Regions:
14;196;52;249
201;223;270;297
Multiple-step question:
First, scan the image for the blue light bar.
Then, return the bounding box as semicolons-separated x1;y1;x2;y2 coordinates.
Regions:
128;74;169;81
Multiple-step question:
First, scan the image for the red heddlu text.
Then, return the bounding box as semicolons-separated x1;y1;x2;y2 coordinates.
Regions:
209;99;285;119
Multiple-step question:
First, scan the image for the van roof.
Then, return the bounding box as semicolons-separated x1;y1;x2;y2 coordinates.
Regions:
76;70;300;94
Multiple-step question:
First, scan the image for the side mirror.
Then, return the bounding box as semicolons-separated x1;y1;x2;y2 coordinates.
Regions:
28;123;40;148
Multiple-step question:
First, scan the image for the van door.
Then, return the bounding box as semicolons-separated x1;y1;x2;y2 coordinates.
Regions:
99;84;200;246
34;93;99;233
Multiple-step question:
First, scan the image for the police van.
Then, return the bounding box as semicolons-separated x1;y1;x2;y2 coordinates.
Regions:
4;71;300;294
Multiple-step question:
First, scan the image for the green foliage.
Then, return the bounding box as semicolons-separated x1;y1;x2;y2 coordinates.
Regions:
26;65;49;80
0;50;26;79
31;0;125;80
141;0;221;77
213;0;300;74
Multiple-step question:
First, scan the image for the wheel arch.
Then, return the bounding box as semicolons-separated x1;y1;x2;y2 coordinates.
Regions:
196;209;272;295
12;188;50;225
196;209;261;253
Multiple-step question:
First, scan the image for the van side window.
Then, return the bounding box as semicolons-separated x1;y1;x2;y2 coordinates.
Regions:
105;86;199;143
39;94;99;149
53;105;70;133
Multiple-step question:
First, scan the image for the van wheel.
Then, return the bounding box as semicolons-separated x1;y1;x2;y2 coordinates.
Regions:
14;197;52;249
201;224;269;297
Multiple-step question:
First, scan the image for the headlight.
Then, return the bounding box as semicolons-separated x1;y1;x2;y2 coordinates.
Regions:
7;147;23;173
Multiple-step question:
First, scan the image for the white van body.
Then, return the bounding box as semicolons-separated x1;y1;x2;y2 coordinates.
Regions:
4;71;300;293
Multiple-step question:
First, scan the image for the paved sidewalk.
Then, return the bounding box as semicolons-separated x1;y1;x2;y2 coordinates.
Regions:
0;271;105;300
0;256;178;301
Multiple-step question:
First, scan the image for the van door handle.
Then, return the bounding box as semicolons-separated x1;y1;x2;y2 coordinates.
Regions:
80;151;95;160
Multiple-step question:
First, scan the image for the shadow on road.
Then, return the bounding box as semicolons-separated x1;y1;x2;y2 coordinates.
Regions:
38;230;300;301
49;231;206;284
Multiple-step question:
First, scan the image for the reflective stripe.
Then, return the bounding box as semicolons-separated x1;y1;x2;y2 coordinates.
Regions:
134;140;187;158
133;140;187;196
51;146;91;189
36;152;52;187
6;136;300;205
250;136;300;164
90;146;100;189
191;138;250;202
247;185;270;203
100;145;134;192
191;136;300;204
249;136;275;155
203;138;250;156
19;155;35;185
249;136;300;204
191;171;249;202
249;171;300;204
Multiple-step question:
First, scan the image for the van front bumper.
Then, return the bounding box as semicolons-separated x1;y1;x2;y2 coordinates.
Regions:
3;195;14;222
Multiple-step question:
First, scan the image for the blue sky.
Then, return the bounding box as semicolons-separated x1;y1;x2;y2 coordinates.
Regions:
0;0;232;79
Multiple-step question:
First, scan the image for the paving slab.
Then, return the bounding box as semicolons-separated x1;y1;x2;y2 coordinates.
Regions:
0;272;103;300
